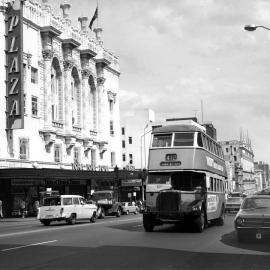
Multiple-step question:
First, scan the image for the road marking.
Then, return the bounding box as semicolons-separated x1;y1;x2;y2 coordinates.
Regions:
0;217;141;238
1;240;58;252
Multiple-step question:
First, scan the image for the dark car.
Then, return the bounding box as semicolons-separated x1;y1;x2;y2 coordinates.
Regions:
225;196;243;213
234;195;270;241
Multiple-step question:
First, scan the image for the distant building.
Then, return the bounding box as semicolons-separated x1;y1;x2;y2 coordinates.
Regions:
219;137;255;194
121;109;155;169
254;161;269;189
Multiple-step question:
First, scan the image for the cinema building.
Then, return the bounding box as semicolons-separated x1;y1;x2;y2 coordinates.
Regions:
0;0;140;216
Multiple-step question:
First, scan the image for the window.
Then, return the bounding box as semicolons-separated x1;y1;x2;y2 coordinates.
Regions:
173;133;194;147
234;147;237;152
152;134;172;147
234;156;237;161
54;144;61;163
121;127;125;135
197;133;203;147
73;197;80;205
63;198;73;205
226;148;229;153
109;99;114;113
129;154;133;164
31;67;38;84
74;147;80;163
128;137;132;144
110;121;114;135
52;105;57;121
122;154;126;162
19;138;29;160
122;140;125;148
31;96;38;116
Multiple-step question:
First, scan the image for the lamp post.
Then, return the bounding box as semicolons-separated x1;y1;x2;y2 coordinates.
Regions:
244;24;270;32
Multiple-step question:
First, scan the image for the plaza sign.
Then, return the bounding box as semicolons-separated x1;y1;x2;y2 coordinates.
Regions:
5;1;24;129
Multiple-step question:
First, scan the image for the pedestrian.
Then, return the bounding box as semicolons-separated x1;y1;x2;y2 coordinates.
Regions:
20;199;26;218
33;200;39;216
0;199;3;219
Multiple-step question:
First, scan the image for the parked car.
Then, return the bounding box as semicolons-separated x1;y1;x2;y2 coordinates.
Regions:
225;196;243;213
37;195;97;226
121;202;138;215
234;195;270;241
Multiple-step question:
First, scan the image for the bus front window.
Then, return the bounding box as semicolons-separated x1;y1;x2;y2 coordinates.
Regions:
148;173;171;184
174;133;194;146
152;134;172;147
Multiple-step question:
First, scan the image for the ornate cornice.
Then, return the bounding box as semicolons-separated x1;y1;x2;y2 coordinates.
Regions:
42;49;53;61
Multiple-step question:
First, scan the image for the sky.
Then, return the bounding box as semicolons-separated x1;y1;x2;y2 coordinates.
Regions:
50;0;270;163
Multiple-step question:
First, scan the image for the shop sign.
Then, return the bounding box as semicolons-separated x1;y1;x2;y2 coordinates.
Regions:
121;179;142;187
5;1;24;129
11;179;45;186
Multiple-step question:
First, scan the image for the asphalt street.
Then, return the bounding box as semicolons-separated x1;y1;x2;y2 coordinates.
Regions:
0;214;270;270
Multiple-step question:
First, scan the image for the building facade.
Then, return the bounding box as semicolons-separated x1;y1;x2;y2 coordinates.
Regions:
0;0;121;170
0;0;130;216
254;161;269;190
219;139;255;194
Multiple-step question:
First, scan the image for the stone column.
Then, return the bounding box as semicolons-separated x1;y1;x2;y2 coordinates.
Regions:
81;69;91;137
42;49;53;129
63;59;73;134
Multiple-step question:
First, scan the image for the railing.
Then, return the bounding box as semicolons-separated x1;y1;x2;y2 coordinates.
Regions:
52;121;64;129
90;129;97;136
72;125;82;133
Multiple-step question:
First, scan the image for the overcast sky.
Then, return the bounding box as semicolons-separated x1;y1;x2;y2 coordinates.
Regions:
51;0;270;163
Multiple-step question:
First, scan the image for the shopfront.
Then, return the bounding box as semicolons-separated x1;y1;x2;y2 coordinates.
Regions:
0;168;144;217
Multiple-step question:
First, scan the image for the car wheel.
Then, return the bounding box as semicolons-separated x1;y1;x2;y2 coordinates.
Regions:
90;212;97;223
41;220;51;226
115;208;121;217
68;214;76;225
126;210;129;215
143;214;154;232
216;206;225;226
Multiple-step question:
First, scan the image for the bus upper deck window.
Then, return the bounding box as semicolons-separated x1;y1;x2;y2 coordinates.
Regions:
197;133;203;147
174;133;194;147
152;134;172;147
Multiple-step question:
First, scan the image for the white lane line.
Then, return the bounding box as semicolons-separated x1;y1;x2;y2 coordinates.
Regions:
0;217;141;238
1;240;58;252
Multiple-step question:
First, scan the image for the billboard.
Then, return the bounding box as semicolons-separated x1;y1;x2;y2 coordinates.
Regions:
5;0;24;129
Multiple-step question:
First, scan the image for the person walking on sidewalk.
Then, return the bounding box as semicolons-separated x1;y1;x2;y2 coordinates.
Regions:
20;199;26;218
0;199;3;219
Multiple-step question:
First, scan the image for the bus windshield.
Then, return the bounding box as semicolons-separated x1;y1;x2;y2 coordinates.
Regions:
152;134;172;147
148;173;171;184
174;133;194;146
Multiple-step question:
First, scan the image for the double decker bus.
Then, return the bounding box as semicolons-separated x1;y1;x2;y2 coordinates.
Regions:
143;120;227;232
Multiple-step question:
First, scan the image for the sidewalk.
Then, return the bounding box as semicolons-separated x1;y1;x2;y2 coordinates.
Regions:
0;217;38;223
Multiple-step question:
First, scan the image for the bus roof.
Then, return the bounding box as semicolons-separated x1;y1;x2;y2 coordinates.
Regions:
152;125;204;134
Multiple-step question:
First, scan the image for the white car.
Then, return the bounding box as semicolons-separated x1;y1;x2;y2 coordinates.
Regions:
121;202;138;215
37;195;97;226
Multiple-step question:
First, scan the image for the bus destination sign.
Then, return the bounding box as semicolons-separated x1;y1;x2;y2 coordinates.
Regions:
160;153;181;166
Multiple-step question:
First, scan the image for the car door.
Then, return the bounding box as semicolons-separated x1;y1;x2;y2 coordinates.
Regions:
73;197;82;218
79;197;92;218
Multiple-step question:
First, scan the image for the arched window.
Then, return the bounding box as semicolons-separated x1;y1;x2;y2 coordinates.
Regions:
51;58;62;122
71;68;80;126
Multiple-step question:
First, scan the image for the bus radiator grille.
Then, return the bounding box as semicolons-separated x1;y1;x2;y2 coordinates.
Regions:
156;191;181;212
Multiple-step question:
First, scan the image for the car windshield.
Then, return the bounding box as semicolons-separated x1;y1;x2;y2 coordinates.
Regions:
92;193;112;200
242;197;270;209
226;197;242;203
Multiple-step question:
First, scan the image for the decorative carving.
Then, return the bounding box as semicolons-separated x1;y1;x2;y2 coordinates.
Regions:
81;69;91;79
97;77;106;86
27;53;32;69
63;59;73;71
42;49;53;60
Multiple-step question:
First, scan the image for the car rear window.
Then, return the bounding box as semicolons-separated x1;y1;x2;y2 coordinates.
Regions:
44;197;61;206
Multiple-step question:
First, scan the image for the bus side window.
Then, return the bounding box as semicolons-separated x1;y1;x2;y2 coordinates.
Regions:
210;177;214;191
197;133;203;147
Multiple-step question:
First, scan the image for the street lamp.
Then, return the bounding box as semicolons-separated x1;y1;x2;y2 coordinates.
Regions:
244;24;270;32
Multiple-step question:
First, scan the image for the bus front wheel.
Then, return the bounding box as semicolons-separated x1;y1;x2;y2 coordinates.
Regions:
143;214;155;232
